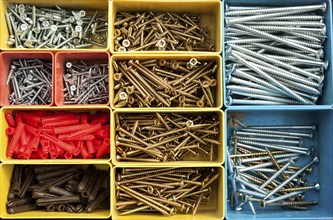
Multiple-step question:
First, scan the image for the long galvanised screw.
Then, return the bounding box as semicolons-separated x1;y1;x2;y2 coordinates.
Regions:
236;157;299;172
62;60;108;105
227;3;326;24
238;129;314;138
225;3;326;17
237;140;310;155
247;125;316;130
230;52;312;105
6;59;52;105
228;121;320;214
261;190;304;208
279;183;320;193
113;59;218;107
259;159;294;189
5;4;107;49
225;3;328;105
265;200;318;207
264;157;319;200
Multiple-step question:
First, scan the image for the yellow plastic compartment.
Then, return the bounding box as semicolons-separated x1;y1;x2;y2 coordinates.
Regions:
0;0;109;51
0;106;111;163
111;165;224;220
0;162;112;219
110;54;223;109
110;0;222;54
111;108;224;166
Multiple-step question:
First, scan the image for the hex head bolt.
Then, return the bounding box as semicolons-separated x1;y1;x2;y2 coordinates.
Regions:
263;156;319;200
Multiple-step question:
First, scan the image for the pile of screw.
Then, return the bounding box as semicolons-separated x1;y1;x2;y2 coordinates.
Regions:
115;113;220;162
6;59;52;105
7;165;109;214
5;4;107;49
113;59;218;107
227;120;319;214
113;12;215;51
225;3;328;105
63;60;109;104
115;167;219;215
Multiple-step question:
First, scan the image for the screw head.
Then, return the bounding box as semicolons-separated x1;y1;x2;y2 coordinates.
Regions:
226;96;233;106
20;23;28;31
79;10;86;17
314;183;320;191
118;46;126;52
66;62;72;68
313;156;319;163
122;39;130;48
119;92;128;100
75;25;82;32
259;200;266;209
50;25;57;32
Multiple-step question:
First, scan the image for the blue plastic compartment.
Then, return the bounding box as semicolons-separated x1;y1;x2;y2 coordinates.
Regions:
224;109;333;219
222;0;333;108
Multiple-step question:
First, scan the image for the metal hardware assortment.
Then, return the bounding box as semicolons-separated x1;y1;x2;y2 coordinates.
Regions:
225;3;328;105
63;60;109;104
227;119;319;214
115;167;219;215
5;4;107;49
113;59;218;107
113;12;215;51
5;110;110;159
6;59;52;105
6;165;110;214
115;112;220;162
